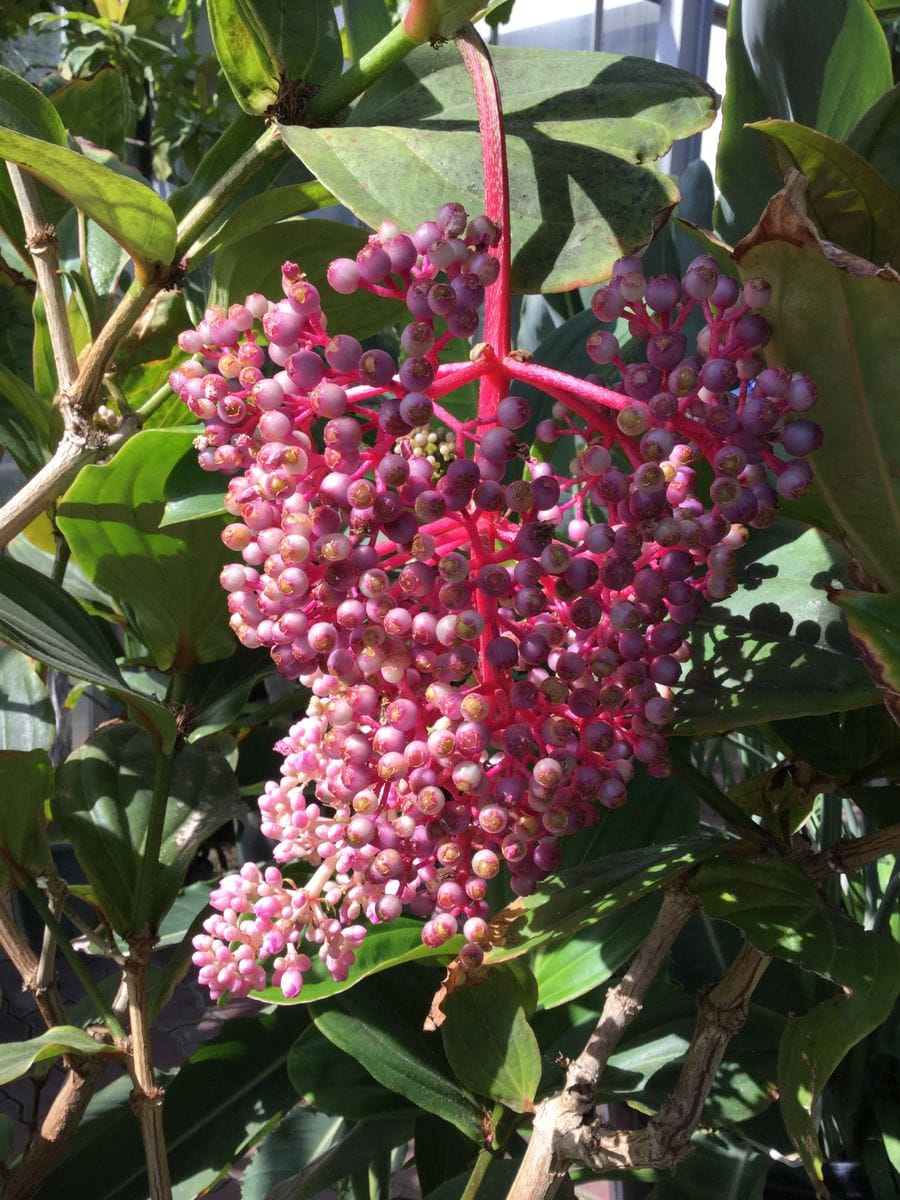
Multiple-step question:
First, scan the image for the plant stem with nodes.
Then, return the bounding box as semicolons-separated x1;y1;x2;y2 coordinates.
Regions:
507;884;700;1200
6;164;78;392
510;926;769;1199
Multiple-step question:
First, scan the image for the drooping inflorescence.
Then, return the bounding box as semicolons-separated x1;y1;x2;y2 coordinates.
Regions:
172;204;820;1001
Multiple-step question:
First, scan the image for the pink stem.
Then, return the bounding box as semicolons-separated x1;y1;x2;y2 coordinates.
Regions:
456;27;511;423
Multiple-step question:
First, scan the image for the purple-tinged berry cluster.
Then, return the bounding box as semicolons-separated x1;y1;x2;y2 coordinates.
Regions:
176;210;820;1002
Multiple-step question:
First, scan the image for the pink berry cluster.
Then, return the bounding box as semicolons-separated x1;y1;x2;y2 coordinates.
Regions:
177;204;819;1002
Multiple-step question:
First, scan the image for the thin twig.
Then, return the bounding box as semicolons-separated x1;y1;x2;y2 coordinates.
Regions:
808;819;900;881
21;880;126;1041
0;899;67;1028
126;937;173;1200
6;164;79;392
6;1057;108;1200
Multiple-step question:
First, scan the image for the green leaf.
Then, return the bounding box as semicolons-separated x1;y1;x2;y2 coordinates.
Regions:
57;429;235;672
0;64;67;145
0;357;50;442
289;1022;413;1121
311;968;485;1141
530;895;659;1010
674;522;880;733
0;128;176;278
241;1107;346;1200
0;748;52;887
207;0;281;115
168;112;272;222
343;0;392;63
0;1025;113;1085
778;927;900;1187
530;767;701;1008
764;705;900;781
47;1007;309;1200
751;119;900;269
830;589;900;694
243;0;342;92
414;1115;476;1198
251;917;452;1005
486;837;724;966
847;83;900;193
715;0;893;244
440;965;542;1111
49;66;131;157
53;721;242;934
208;0;341;117
0;556;176;749
734;186;900;594
159;437;227;526
182;647;273;740
188;180;335;265
423;1161;522;1200
0;646;54;752
283;45;716;292
209;216;403;339
0;392;49;477
266;1116;413;1200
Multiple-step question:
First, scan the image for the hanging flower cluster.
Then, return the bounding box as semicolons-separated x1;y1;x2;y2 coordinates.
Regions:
171;202;819;1001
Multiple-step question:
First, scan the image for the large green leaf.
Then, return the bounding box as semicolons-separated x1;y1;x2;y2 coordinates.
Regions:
530;896;659;1011
54;722;242;934
188;180;334;265
0;65;67;144
764;705;900;782
182;646;273;741
265;1115;413;1200
240;1107;346;1200
778;928;900;1191
57;429;235;672
282;45;716;292
49;67;131;158
245;0;342;92
0;1025;113;1085
831;589;900;694
485;837;725;966
207;0;281;115
0;747;51;887
0;128;175;278
847;83;900;192
414;1115;476;1199
42;1007;309;1200
531;767;701;1008
0;358;50;448
310;968;485;1141
674;521;880;733
289;1022;413;1120
690;854;900;1186
715;0;893;244
208;0;341;116
751;119;900;268
0;646;53;752
343;0;392;62
0;557;176;749
168;112;279;222
734;185;900;594
0;392;49;476
440;965;542;1111
209;216;403;339
251;917;452;1005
